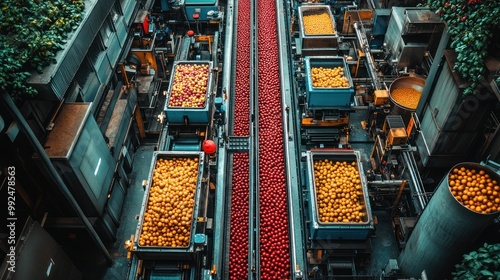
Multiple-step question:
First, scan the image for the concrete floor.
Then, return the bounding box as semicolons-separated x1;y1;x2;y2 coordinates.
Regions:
101;145;156;280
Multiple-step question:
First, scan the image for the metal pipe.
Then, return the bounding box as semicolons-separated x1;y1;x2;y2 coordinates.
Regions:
1;92;114;265
402;151;427;213
249;0;260;278
403;151;427;212
276;0;304;277
367;180;405;186
353;22;381;90
392;180;407;208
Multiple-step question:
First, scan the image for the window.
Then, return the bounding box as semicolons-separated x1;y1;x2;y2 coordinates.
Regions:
110;3;121;22
100;16;114;47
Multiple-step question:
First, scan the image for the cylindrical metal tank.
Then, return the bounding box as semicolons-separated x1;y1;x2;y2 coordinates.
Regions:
398;162;500;279
389;76;425;126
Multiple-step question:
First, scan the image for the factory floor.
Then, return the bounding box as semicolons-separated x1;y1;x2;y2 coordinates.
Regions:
345;110;402;276
57;110;401;279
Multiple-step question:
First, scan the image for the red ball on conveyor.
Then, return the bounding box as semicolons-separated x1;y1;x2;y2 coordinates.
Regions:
202;140;216;154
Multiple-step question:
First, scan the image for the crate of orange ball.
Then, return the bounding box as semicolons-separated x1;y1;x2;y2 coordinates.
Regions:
298;5;339;50
133;151;205;260
306;149;374;240
304;56;354;108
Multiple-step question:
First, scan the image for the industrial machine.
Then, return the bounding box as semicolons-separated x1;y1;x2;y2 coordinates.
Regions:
383;7;445;71
283;0;499;279
120;2;224;278
76;0;498;279
370;115;409;178
415;49;498;169
299;56;354;147
7;0;500;280
0;218;82;280
35;103;125;243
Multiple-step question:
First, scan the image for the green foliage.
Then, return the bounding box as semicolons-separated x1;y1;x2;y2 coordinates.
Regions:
423;0;500;96
453;243;500;280
0;0;85;101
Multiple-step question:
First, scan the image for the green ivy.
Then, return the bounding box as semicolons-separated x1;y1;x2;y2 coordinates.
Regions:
0;0;85;101
453;243;500;279
423;0;500;96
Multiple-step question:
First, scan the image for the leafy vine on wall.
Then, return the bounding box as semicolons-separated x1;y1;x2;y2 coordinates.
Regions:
0;0;85;101
423;0;500;96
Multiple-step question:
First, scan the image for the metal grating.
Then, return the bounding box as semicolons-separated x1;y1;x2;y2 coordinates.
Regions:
384;115;405;130
227;136;249;152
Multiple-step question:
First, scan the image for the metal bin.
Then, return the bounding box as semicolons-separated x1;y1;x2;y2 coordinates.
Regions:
164;61;213;124
184;0;219;21
306;150;374;240
298;5;339;50
133;151;205;260
304;56;354;108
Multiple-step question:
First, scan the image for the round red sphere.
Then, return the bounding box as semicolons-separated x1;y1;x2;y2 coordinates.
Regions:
202;140;216;154
187;30;195;37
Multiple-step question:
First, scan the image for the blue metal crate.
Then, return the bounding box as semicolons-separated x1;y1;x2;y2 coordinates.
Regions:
164;61;213;124
134;151;205;260
306;150;374;240
304;56;354;108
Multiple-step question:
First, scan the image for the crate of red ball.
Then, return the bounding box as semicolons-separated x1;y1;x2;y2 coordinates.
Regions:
164;61;214;124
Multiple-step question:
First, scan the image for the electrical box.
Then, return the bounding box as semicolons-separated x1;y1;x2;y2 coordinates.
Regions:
38;103;114;217
185;0;218;21
374;89;389;105
387;127;408;146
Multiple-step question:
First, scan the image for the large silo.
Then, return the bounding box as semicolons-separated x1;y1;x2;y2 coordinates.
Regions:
398;162;500;279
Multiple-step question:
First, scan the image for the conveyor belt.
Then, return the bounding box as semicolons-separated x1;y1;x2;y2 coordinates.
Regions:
224;0;298;278
226;0;251;278
256;0;291;278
